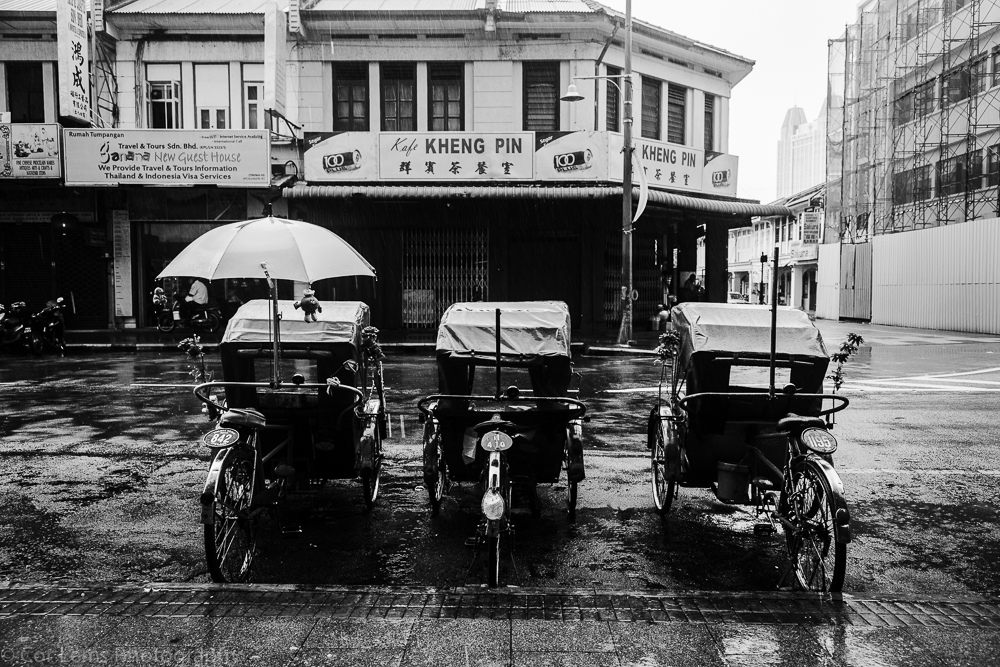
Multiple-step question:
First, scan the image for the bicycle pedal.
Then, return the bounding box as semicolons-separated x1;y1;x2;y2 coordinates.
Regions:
280;525;303;537
464;536;478;548
753;523;776;535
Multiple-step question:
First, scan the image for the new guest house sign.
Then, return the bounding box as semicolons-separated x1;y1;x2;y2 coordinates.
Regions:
63;129;270;186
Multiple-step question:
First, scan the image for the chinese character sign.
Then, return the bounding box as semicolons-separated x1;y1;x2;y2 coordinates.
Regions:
609;133;704;193
378;133;533;181
57;0;90;123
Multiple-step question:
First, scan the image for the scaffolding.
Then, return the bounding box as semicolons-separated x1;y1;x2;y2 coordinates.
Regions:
828;0;1000;238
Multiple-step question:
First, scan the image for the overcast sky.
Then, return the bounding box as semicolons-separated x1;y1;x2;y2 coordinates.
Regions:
599;0;860;204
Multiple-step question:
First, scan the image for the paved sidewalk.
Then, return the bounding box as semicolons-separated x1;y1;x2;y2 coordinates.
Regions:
1;583;998;666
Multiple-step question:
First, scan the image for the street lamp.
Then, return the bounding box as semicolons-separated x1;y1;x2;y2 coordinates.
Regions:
561;0;633;344
759;253;768;305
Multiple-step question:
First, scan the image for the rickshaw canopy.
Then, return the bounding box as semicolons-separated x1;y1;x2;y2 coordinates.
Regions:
670;303;828;372
436;301;571;358
221;299;368;349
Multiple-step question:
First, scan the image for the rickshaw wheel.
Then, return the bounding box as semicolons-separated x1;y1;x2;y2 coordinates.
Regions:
362;456;382;511
649;415;676;515
423;425;446;515
780;461;846;593
486;533;501;588
204;448;260;583
156;313;175;332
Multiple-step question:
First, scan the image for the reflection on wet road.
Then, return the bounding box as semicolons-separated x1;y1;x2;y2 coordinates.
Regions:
0;349;998;598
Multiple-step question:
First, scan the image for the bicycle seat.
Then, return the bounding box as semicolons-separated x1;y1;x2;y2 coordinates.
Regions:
221;408;266;428
472;417;519;435
777;414;825;431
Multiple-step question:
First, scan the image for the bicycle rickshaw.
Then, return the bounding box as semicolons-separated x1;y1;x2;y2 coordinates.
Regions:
194;297;387;583
417;301;587;587
648;302;852;592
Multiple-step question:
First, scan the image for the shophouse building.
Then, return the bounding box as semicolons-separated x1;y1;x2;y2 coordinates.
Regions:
1;0;790;333
826;0;1000;331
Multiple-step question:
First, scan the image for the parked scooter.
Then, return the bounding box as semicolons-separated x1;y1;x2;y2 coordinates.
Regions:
0;301;38;355
31;297;68;356
154;290;222;333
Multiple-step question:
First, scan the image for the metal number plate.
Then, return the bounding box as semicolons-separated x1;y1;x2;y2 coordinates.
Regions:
481;430;513;452
202;428;240;449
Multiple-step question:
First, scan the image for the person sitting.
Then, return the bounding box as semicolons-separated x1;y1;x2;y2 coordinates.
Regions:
181;277;209;321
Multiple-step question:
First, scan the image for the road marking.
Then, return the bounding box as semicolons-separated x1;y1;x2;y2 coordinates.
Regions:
603;387;662;394
840;468;1000;475
130;383;198;388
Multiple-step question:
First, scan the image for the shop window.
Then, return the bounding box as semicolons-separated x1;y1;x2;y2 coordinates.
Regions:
428;63;463;131
195;64;229;130
667;83;686;145
522;61;560;131
333;62;369;131
198;108;228;130
704;94;715;151
640;76;660;140
6;63;44;123
606;65;621;132
147;81;181;129
381;62;416;131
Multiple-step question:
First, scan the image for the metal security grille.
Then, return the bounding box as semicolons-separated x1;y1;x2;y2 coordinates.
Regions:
402;228;488;328
604;228;662;330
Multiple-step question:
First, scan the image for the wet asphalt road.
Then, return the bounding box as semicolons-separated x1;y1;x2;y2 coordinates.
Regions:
1;342;999;599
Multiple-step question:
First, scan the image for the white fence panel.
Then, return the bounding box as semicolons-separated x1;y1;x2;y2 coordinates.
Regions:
872;217;1000;333
815;242;840;321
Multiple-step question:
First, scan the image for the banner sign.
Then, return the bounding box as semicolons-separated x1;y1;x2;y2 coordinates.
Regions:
801;211;822;245
609;133;704;193
378;132;533;181
0;124;62;179
304;132;379;182
63;129;271;186
533;131;608;181
264;3;287;118
704;153;739;196
57;0;90;123
112;210;132;317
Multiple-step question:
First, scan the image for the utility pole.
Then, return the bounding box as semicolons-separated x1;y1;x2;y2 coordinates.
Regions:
615;0;634;346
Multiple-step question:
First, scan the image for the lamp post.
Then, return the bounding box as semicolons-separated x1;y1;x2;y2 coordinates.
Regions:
562;0;633;344
759;253;767;305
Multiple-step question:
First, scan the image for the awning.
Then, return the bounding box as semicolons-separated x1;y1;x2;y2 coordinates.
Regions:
283;184;793;217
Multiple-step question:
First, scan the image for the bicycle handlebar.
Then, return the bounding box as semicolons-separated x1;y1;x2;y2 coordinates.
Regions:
417;393;587;421
194;380;365;416
676;391;849;417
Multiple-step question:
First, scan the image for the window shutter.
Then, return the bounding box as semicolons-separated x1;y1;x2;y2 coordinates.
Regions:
641;77;660;140
667;83;686;144
523;62;559;131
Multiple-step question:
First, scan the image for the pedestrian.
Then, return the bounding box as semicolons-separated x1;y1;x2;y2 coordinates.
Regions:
182;277;209;321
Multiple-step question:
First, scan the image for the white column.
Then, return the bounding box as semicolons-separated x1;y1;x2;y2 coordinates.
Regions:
322;62;333;131
181;62;194;128
512;61;523;130
718;95;730;153
791;265;805;309
464;62;474;130
42;62;56;123
691;88;705;151
632;75;642;138
0;64;7;114
417;62;428;131
369;62;379;131
229;62;242;129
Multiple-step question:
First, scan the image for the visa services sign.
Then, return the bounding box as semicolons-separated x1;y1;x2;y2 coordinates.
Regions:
63;129;270;186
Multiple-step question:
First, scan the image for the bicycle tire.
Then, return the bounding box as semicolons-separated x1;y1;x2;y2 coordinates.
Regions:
780;458;847;592
204;447;260;583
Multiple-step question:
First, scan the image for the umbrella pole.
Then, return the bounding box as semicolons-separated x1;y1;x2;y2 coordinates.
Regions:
262;262;281;388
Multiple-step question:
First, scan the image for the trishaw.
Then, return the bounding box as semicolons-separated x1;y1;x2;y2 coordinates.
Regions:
417;301;587;587
193;298;387;583
648;302;851;592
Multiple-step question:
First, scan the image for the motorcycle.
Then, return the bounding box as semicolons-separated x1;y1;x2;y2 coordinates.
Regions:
31;297;68;356
0;302;39;355
154;290;222;333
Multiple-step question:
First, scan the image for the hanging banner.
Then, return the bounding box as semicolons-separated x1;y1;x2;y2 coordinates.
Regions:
63;129;271;186
378;132;533;181
704;152;739;196
57;0;91;123
112;210;132;317
303;132;379;182
609;133;704;192
0;124;62;178
533;131;608;181
264;3;287;118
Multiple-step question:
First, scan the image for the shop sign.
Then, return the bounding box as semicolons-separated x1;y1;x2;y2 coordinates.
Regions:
704;153;739;196
610;134;704;192
264;3;286;117
533;131;609;181
63;129;270;186
57;0;90;123
0;124;62;179
303;132;379;182
802;211;822;245
378;132;533;181
112;210;132;317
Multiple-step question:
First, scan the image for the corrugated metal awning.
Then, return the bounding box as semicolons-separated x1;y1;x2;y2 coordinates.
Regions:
283;183;793;217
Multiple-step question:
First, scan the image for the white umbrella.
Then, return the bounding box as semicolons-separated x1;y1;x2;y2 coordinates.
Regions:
156;215;376;282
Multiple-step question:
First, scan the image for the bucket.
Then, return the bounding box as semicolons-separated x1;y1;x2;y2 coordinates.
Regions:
716;462;750;504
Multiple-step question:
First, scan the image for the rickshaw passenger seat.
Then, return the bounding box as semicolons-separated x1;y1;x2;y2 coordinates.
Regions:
221;408;266;428
777;414;825;431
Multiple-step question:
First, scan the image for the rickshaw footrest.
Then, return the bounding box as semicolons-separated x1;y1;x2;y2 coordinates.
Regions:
567;463;585;483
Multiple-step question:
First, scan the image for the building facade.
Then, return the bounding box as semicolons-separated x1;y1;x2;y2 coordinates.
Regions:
826;0;1000;331
1;0;790;333
776;104;826;199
